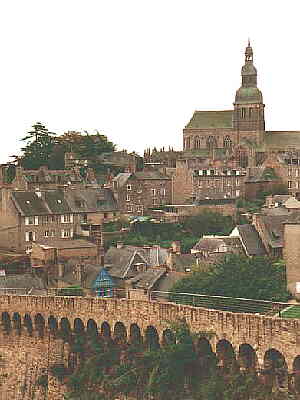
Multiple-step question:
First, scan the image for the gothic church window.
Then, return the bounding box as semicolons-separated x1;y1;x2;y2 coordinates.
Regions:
223;136;232;148
194;136;201;149
241;108;246;118
206;136;217;149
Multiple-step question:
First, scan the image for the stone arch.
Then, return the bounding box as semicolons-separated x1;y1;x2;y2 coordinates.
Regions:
145;325;160;350
34;313;45;337
196;337;216;374
129;323;142;345
100;321;111;338
60;317;72;341
197;337;213;356
1;312;11;333
87;319;98;337
74;318;85;335
12;312;21;333
162;328;176;346
293;356;300;393
216;339;236;369
264;348;288;389
24;314;33;336
48;316;58;335
113;321;127;344
238;343;257;370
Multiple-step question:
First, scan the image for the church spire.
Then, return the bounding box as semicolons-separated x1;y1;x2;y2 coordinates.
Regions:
241;40;257;87
245;39;253;63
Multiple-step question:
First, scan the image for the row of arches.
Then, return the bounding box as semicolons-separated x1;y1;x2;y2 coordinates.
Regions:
183;135;233;150
2;311;300;373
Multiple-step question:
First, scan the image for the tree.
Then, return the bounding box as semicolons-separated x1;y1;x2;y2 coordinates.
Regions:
170;254;290;302
20;122;57;169
182;211;235;238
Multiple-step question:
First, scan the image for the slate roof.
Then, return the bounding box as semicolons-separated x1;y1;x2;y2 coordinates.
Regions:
284;211;300;224
235;224;266;256
154;271;186;293
112;173;132;188
105;245;169;279
265;131;300;149
11;188;118;216
133;171;171;180
36;239;96;250
127;267;166;290
0;274;45;292
57;263;103;288
185;110;233;129
192;236;243;255
257;215;287;248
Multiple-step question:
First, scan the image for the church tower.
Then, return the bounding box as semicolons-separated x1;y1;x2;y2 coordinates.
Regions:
233;41;265;145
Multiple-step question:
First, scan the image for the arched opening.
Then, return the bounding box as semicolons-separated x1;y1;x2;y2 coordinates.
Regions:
87;319;98;337
197;337;216;374
206;136;217;150
162;329;176;346
48;316;58;335
12;312;21;333
60;318;71;342
34;314;45;337
24;314;33;336
100;322;111;338
74;318;85;335
293;356;300;393
216;339;236;370
223;135;232;148
129;323;142;345
113;322;127;344
239;344;257;370
1;312;11;334
194;136;201;149
264;349;288;389
145;326;160;350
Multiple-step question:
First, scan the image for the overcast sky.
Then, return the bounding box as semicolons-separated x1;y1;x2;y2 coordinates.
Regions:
0;0;299;163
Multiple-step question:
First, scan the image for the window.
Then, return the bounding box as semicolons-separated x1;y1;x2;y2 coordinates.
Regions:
50;230;55;237
80;214;88;223
44;230;49;237
25;231;36;242
61;214;73;223
61;229;73;238
248;108;252;118
288;169;292;177
241;108;246;118
296;170;300;178
50;216;56;223
194;136;201;149
127;184;132;191
57;199;62;204
43;216;49;224
103;212;108;219
236;190;240;197
97;199;105;207
288;181;293;189
223;135;232;148
296;182;300;189
151;189;156;196
126;194;130;202
160;188;166;197
25;216;35;225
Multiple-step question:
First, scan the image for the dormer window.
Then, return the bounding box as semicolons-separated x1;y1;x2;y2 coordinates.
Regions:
26;200;30;204
57;199;62;204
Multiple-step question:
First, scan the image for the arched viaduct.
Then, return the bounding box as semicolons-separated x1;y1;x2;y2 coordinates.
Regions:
1;294;300;399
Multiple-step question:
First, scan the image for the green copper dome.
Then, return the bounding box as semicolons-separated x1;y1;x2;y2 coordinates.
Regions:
235;86;263;104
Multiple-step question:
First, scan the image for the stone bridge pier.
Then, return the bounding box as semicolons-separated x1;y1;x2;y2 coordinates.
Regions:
0;295;300;399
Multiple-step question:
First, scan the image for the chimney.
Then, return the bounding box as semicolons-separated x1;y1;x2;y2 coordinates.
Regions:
57;263;65;278
95;226;105;266
74;263;85;286
166;248;175;271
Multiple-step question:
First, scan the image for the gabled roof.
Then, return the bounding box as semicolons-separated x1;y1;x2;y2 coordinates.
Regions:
11;188;118;216
36;239;96;250
92;268;115;289
185;110;233;129
265;131;300;149
283;197;300;209
127;267;166;290
234;224;266;256
12;192;49;216
112;173;132;188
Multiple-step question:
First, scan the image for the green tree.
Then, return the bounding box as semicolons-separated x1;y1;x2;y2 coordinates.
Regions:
170;254;290;302
20;122;57;169
182;210;235;237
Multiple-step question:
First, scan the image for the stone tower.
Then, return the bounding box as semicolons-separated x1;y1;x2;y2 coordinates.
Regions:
284;212;300;297
233;41;265;146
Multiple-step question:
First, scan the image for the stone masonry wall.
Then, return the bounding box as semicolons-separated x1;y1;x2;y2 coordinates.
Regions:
0;295;300;398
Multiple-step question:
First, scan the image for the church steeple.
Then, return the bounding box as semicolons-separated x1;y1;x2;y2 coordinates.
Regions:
233;41;265;144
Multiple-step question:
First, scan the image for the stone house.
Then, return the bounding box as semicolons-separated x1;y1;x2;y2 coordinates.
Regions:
112;169;172;215
173;158;247;204
0;187;118;252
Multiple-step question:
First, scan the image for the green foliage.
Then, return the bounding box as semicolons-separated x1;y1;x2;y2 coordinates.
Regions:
50;363;69;382
20;122;57;169
36;374;48;388
57;286;83;296
182;210;235;237
170;254;290;303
